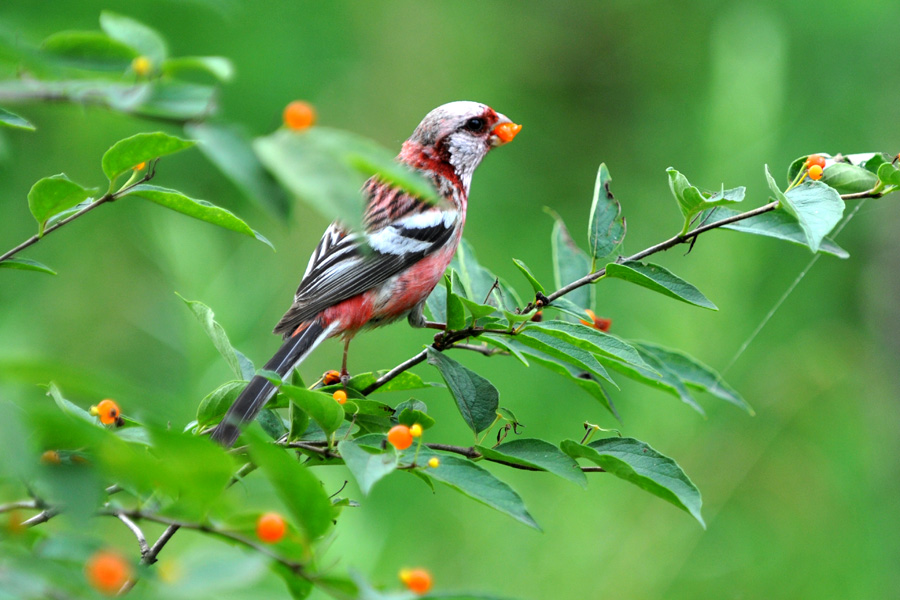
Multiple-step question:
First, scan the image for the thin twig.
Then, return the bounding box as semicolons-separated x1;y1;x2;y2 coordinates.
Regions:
22;508;57;527
453;343;506;357
116;513;150;558
145;524;180;565
0;162;157;264
0;500;38;513
361;349;428;394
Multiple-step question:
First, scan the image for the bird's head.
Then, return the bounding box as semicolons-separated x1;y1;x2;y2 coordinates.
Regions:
400;101;521;194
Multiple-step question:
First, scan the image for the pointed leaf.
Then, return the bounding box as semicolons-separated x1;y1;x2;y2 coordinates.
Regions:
27;174;96;236
426;347;498;434
41;30;136;70
766;165;844;253
338;434;398;495
279;385;344;437
345;371;437;394
588;163;626;259
512;258;545;294
177;295;255;380
599;348;704;415
197;380;245;427
445;276;467;330
476;438;587;488
562;438;704;527
126;184;273;248
822;162;878;194
667;168;744;232
0;107;35;131
550;212;594;312
606;261;717;309
0;257;56;275
634;342;753;414
877;162;900;187
415;447;540;529
164;56;235;82
102;132;194;182
425;279;447;323
705;206;849;258
100;11;167;64
516;328;617;388
526;320;649;371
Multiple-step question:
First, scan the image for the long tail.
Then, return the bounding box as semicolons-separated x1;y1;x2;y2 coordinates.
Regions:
211;319;334;448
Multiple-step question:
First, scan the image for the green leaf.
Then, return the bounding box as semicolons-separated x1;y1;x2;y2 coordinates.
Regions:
476;438;587;488
416;447;540;529
605;261;717;309
488;336;618;418
705;206;849;258
667;168;744;233
102;132;194;183
254;127;436;230
27;174;96;236
100;11;167;64
516;328;617;388
0;107;35;131
338;434;398;494
46;382;96;424
279;385;344;437
247;431;336;540
765;165;844;253
133;81;217;120
512;258;544;294
445;276;467;330
561;438;704;527
635;342;753;414
599;348;704;415
822;162;878;194
458;296;498;320
127;184;273;248
550;211;594;313
177;295;256;380
425;279;447;323
526;320;650;371
426;348;499;435
588;163;626;260
877;162;900;187
288;400;310;441
345;370;437;394
453;238;500;305
164;56;235;82
184;121;289;217
0;257;56;275
396;401;436;430
257;408;287;440
197;380;245;428
41;30;136;70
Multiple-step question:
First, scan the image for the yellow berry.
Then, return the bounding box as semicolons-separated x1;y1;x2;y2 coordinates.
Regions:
131;56;152;77
333;390;347;404
808;164;823;180
400;568;433;595
41;450;61;464
256;512;287;543
85;550;132;595
409;423;423;438
428;457;440;468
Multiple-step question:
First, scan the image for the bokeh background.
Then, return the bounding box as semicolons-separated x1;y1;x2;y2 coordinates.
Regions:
2;1;899;598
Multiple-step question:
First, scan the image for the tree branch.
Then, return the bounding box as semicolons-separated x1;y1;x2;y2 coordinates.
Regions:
0;161;158;264
116;513;150;559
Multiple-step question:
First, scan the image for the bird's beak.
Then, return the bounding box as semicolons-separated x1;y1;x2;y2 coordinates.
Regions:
490;116;522;147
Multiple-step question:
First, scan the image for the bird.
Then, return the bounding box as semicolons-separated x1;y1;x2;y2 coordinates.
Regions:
211;101;521;447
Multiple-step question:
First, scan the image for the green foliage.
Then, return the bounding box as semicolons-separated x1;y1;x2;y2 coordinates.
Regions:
27;174;96;236
667;168;744;234
0;106;35;130
426;348;499;435
588;163;626;261
605;261;718;310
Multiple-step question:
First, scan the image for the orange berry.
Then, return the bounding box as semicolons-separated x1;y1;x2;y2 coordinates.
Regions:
132;162;146;171
256;512;287;543
283;100;316;131
333;390;347;405
41;450;61;464
95;399;120;425
322;370;341;385
131;56;152;77
387;425;413;450
409;423;423;438
805;154;826;169
531;310;543;322
399;568;433;595
428;457;440;468
85;550;132;595
594;316;612;332
808;164;823;180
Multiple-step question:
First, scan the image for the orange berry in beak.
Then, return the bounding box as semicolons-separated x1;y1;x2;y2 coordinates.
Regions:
492;122;522;144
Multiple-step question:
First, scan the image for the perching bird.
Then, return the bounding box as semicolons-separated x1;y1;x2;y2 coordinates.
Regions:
211;101;520;447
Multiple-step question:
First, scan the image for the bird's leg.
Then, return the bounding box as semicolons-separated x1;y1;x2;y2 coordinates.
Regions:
340;338;352;384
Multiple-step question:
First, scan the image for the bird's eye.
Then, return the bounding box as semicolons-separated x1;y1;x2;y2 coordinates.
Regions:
463;117;486;133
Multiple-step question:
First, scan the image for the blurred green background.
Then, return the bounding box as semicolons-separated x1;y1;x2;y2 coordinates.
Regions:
2;1;899;598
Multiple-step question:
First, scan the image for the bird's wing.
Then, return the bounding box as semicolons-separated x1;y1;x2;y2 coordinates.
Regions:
273;207;458;337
